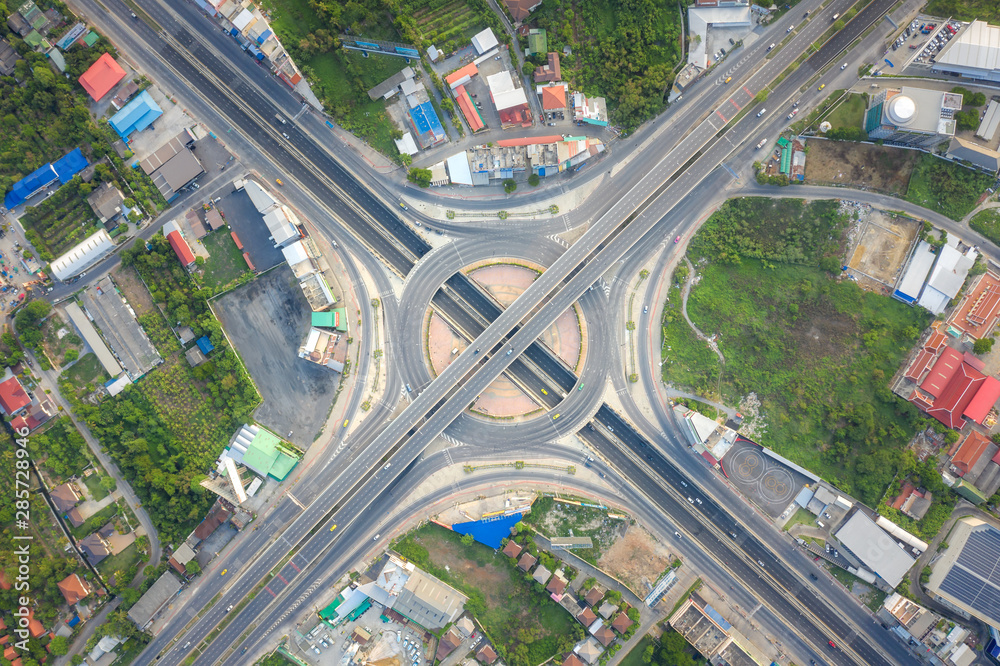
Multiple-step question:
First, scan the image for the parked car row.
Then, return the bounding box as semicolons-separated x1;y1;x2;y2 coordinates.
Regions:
912;19;962;63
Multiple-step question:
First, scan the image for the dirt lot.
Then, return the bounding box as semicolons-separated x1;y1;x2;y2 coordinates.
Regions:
411;529;509;607
845;204;920;289
805;141;921;195
597;524;673;596
525;497;627;563
113;266;157;316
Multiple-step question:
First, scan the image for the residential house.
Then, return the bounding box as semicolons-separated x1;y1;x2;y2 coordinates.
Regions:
517;552;537;571
435;629;462;660
563;654;585;666
502;540;523;558
50;482;81;513
534;52;561;83
575;636;604;664
503;0;541;22
79;529;112;565
0;374;31;416
455;615;475;638
593;623;616;647
86;182;126;225
532;564;552;585
577;606;597;627
527;28;547;55
598;601;617;619
584;586;603;606
611;612;633;634
546;572;568;597
476;644;498;664
57;573;91;605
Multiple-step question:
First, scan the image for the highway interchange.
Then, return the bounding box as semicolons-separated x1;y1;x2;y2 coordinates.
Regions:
56;0;956;663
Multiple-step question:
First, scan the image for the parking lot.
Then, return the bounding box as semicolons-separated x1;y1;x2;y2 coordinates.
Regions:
214;182;284;273
212;265;337;448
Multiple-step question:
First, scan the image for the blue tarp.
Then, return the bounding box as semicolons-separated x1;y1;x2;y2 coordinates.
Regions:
196;336;214;354
409;101;444;139
4;163;58;208
257;29;272;44
109;90;163;140
67;615;80;628
52;148;88;184
451;512;525;549
230;28;239;37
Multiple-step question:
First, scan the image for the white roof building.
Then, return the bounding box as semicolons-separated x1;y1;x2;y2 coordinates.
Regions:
934;20;1000;83
835;511;916;588
281;239;316;278
64;302;123;377
917;244;976;314
471;28;498;55
395;132;419;156
244;179;280;214
894;240;936;304
263;205;300;247
446;152;474;185
977;101;1000;142
486;71;528;111
51;229;115;281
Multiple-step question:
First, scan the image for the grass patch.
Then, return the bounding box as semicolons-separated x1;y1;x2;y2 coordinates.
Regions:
96;541;140;580
970;208;1000;246
824;92;866;130
411;0;487;49
394;523;584;666
60;353;110;392
666;198;930;506
521;496;626;564
620;635;654;666
904;153;993;221
84;472;110;501
783;507;817;532
200;230;248;291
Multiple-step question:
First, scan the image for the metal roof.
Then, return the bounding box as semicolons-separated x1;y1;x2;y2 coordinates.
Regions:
835;511;915;587
936;21;1000;74
977;101;1000;142
929;518;1000;627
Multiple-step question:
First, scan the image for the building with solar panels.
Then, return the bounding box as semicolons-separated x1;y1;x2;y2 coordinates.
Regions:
927;517;1000;627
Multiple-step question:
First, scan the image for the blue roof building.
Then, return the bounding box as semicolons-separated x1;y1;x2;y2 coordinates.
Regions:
109;90;163;140
196;336;214;354
4;148;89;209
408;101;446;148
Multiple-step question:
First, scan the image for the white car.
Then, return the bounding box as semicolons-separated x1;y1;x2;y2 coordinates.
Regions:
841;62;848;70
755;138;768;149
756;108;767;117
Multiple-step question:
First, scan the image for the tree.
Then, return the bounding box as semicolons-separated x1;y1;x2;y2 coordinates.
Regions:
64;349;79;362
185;559;202;575
527;173;540;187
460;533;474;546
49;636;69;656
503;179;517;194
100;476;117;492
974;338;994;355
834;19;845;31
71;656;84;666
407;167;432;188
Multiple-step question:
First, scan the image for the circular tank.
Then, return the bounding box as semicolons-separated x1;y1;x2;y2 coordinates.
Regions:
886;95;916;126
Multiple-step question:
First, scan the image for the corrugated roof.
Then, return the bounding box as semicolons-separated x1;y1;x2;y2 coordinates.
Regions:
78;53;126;101
445;63;479;87
922;347;964;398
936;20;1000;73
953;430;993;475
977;101;1000;142
927;362;987;429
964;376;1000;424
835;512;915;587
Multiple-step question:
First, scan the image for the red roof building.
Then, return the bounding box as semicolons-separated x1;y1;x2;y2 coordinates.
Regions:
445;63;479;88
502;540;523;558
167;231;196;268
503;0;542;21
948;271;1000;340
541;84;567;110
952;430;993;476
904;349;935;382
921;347;964;398
964;375;1000;424
57;573;91;605
611;612;633;634
926;362;987;429
534;52;561;83
454;85;485;132
78;53;127;101
0;375;30;415
498;103;532;128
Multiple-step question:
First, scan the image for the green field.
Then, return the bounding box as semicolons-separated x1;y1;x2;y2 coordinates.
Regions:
394;523;583;666
84;472;110;501
904;153;993;221
970;208;1000;246
923;0;1000;24
21;179;102;261
60;353;110;392
664;198;930;506
97;541;140;583
201;230;248;290
411;0;487;50
825;92;866;130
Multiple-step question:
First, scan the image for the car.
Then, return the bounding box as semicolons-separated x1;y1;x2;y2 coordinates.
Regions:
406;383;412;392
506;349;513;355
809;573;819;581
730;531;738;538
755;138;768;149
687;497;695;504
242;647;248;654
578;383;584;391
725;76;732;83
373;533;381;540
384;462;391;470
681;480;688;487
282;132;290;139
226;605;233;612
553;413;560;419
803;9;810;17
330;524;338;532
674;531;682;538
787;25;794;32
729;37;736;45
312;645;321;655
343;419;350;427
828;640;837;648
674;235;681;243
397;631;402;642
758;560;765;567
275;178;283;185
841;62;848;70
695;497;702;504
473;349;480;355
399;202;408;210
818;83;826;91
767;42;776;51
320;639;330;648
643;305;648;314
221;569;228;576
541;388;548;395
787;109;799;120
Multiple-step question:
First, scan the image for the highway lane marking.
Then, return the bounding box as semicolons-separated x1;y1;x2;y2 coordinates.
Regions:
729;98;742;112
276;573;289;584
743;85;754;96
264;586;276;597
715;110;728;122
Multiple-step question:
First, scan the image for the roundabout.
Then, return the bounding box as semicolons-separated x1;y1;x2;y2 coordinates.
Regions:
395;235;611;446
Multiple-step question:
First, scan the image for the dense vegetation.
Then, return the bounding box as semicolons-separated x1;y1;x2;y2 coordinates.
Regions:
970;208;1000;246
530;0;682;130
664;198;932;506
923;0;1000;25
60;237;260;544
904;153;994;221
30;417;90;482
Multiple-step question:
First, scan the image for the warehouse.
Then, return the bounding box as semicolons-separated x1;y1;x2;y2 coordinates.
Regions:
81;277;162;379
50;229;115;281
933;21;1000;83
109;90;163;140
128;572;181;629
835;511;916;588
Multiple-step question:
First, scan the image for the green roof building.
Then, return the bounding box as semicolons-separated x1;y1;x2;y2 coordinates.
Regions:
311;307;348;332
233;425;300;481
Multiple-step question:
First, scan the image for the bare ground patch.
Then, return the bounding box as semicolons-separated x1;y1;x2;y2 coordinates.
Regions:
113;265;156;317
598;524;673;596
412;530;514;607
805;141;921;195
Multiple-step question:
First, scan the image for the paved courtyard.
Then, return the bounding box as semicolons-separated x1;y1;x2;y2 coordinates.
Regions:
720;438;812;519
